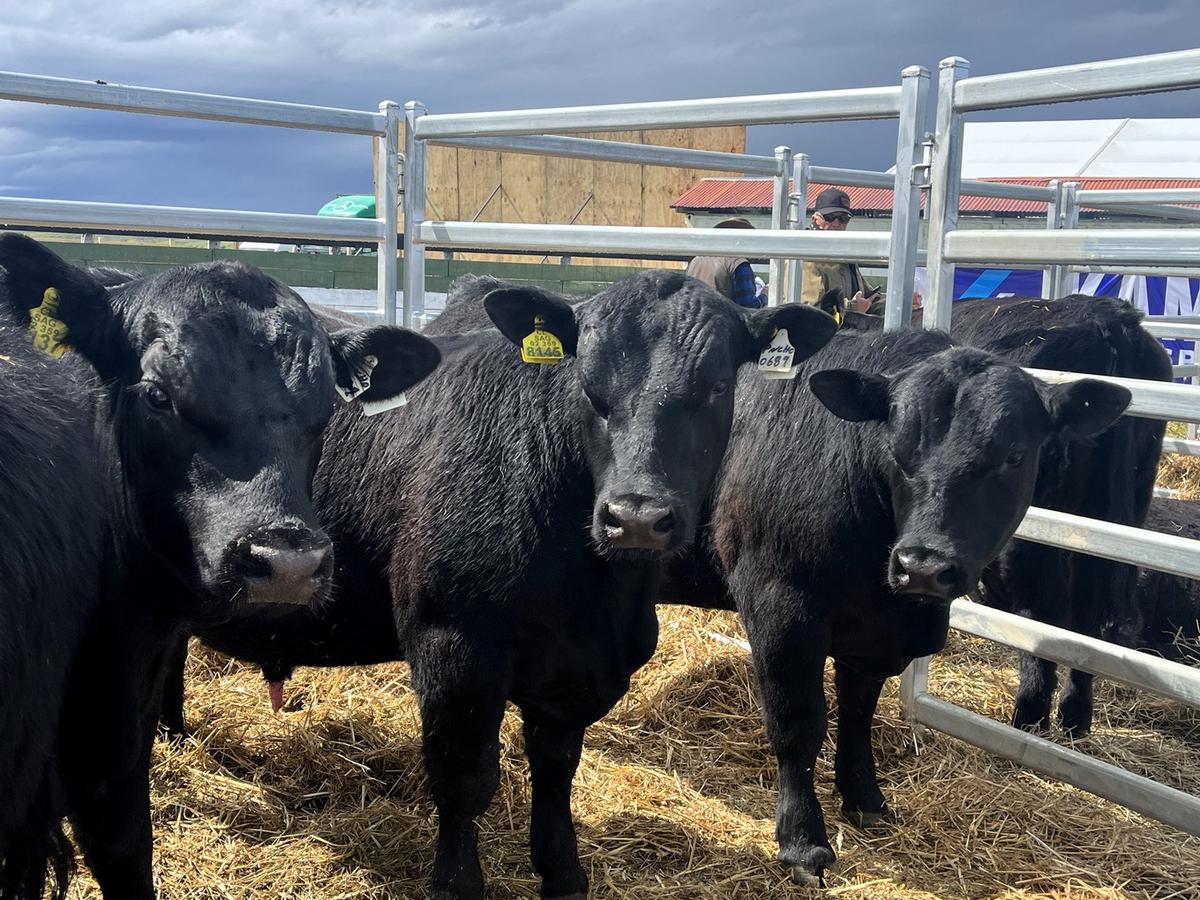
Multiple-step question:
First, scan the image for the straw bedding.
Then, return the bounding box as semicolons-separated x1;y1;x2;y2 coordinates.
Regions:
62;456;1200;899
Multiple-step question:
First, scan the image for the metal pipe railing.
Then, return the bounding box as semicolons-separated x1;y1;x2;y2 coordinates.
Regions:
433;134;783;176
413;86;905;139
0;196;384;242
913;695;1200;837
1141;321;1200;341
416;221;893;264
1078;188;1200;205
0;71;386;135
944;228;1200;267
953;48;1200;112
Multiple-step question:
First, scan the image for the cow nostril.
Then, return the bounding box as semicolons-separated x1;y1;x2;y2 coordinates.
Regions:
652;509;676;535
602;504;624;531
934;564;959;590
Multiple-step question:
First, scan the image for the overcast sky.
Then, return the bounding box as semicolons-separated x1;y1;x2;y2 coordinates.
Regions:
1;0;1198;216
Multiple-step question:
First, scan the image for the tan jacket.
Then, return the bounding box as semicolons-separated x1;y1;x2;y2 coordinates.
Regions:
686;255;750;301
799;259;877;307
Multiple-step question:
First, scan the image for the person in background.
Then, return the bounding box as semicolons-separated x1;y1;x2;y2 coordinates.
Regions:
798;189;924;314
686;217;765;309
800;188;882;313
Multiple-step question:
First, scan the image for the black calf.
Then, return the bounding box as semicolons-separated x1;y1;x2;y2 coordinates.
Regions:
663;324;1130;883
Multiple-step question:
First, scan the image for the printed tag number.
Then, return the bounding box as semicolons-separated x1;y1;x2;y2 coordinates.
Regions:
758;328;797;380
521;315;565;365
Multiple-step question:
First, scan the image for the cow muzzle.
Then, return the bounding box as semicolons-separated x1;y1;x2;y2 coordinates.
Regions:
599;493;680;552
889;546;969;600
229;528;334;607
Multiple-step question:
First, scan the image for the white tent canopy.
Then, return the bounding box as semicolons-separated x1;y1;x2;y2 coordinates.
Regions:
959;118;1200;178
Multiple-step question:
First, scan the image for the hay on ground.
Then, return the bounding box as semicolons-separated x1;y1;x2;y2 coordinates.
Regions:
64;600;1198;899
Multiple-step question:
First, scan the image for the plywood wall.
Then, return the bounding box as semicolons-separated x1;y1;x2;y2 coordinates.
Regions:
389;124;746;266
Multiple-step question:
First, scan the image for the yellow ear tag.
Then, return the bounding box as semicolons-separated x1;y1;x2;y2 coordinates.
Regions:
520;314;564;365
832;306;844;328
758;327;797;380
29;287;71;358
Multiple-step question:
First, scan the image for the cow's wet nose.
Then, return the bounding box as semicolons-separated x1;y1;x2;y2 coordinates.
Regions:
602;496;676;551
235;532;333;606
891;548;962;598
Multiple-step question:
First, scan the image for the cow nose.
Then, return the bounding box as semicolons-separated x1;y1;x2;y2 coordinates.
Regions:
891;548;962;598
602;496;676;551
235;534;333;606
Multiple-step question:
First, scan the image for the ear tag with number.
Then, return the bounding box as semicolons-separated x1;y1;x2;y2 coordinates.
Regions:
758;327;797;380
29;287;71;358
336;354;377;403
521;315;564;365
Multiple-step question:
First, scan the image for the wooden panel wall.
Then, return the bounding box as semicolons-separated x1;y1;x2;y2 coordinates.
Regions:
392;124;746;265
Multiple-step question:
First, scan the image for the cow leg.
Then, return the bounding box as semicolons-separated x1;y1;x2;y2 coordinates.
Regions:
62;721;156;899
523;719;588;899
986;543;1070;731
158;634;190;739
1059;556;1138;736
1014;652;1058;731
409;628;509;900
735;577;834;885
833;659;889;827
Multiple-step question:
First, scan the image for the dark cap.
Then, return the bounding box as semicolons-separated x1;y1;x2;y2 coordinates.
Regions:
713;216;755;229
814;188;852;218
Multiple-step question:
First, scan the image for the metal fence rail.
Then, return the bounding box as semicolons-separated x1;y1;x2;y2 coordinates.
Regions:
0;71;401;322
402;67;931;328
434;134;784;176
413;86;906;139
905;47;1200;840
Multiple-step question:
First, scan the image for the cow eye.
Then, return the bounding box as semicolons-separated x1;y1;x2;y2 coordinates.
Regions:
709;380;729;400
143;383;174;412
1004;450;1025;469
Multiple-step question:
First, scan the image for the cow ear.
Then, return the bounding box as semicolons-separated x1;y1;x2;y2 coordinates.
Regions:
0;233;120;367
330;326;441;416
816;287;847;324
744;303;838;364
484;287;579;358
1041;378;1131;438
809;369;891;422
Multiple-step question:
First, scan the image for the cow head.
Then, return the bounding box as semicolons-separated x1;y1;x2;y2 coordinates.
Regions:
0;234;440;618
810;346;1130;599
486;271;838;555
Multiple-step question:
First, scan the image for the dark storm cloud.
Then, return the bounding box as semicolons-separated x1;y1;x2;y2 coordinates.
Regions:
1;0;1198;212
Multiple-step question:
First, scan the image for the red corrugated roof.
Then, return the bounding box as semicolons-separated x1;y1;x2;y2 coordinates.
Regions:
671;176;1200;215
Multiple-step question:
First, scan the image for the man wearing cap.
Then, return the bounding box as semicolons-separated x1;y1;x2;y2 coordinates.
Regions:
800;188;883;313
685;217;765;309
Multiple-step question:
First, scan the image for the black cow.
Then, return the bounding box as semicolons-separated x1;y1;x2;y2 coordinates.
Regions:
0;324;106;900
0;235;440;899
833;294;1171;733
161;271;838;899
1134;498;1200;662
662;323;1130;883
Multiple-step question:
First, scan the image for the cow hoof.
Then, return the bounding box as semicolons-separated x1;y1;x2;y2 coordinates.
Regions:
786;845;835;886
1057;702;1093;737
843;804;891;829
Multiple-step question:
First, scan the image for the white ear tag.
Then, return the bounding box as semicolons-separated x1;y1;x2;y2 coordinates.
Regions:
336;354;378;403
758;328;797;380
360;391;408;416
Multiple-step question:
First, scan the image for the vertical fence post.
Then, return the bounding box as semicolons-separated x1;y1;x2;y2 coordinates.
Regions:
769;146;793;307
884;65;931;331
923;57;970;332
900;654;930;735
402;100;428;330
1042;179;1063;299
787;153;810;307
1052;182;1080;299
376;101;402;325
